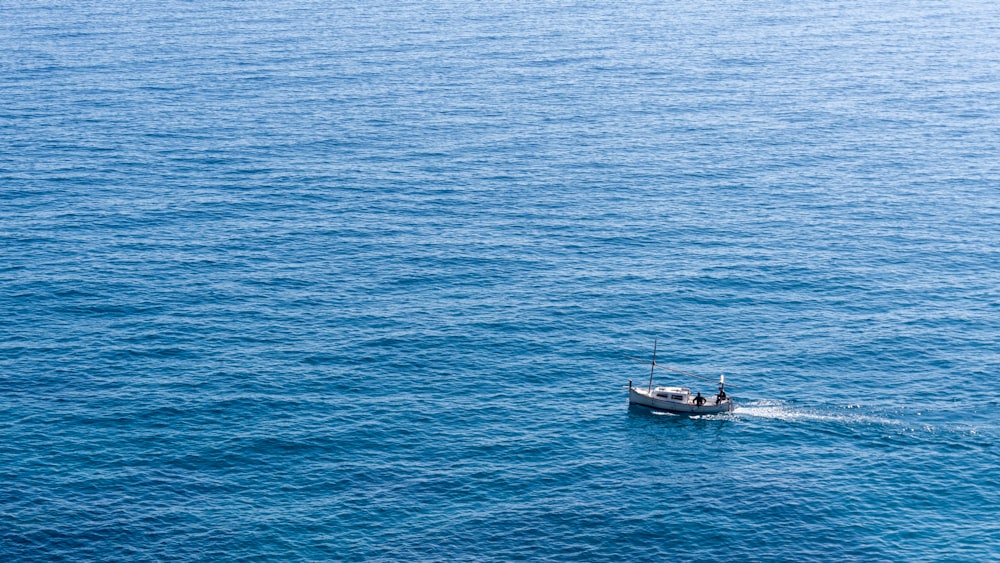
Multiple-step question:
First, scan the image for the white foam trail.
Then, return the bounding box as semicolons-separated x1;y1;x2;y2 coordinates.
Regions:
735;402;897;425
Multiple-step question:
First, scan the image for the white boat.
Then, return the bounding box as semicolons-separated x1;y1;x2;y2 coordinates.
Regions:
628;382;733;415
627;339;734;415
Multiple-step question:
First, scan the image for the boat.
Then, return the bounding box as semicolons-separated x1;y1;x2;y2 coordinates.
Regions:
627;339;734;415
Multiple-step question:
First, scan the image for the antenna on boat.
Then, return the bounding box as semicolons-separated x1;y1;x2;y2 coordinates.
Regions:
624;349;741;390
648;338;657;394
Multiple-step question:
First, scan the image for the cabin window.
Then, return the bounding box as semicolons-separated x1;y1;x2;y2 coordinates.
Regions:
672;395;684;401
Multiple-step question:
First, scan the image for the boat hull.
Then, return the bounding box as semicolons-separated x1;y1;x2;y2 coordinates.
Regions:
629;386;732;415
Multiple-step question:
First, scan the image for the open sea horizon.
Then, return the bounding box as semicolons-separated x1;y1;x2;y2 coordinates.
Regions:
2;1;999;560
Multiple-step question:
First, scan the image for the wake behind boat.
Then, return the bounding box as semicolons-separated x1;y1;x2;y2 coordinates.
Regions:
627;339;734;415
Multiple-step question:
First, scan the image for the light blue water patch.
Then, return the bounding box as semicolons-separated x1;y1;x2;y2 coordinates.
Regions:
2;0;999;560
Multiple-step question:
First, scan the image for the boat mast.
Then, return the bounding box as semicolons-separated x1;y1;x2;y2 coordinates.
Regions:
648;337;657;393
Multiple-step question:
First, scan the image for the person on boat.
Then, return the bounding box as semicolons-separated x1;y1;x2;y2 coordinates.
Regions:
716;384;727;404
693;392;706;406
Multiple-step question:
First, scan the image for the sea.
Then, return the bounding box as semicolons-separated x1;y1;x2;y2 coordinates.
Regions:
2;1;998;561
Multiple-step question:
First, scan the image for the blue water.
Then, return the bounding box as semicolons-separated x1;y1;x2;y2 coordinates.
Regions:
2;1;999;560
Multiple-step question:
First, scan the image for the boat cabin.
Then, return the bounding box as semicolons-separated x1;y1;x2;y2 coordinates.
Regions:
652;386;691;403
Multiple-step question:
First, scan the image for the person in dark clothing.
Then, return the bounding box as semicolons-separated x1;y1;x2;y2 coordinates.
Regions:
693;392;706;406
